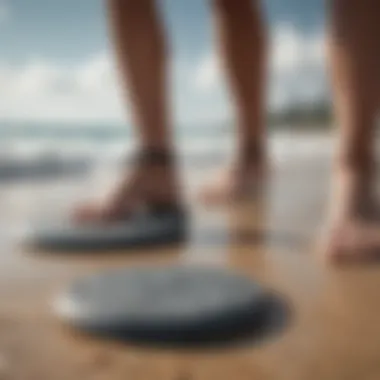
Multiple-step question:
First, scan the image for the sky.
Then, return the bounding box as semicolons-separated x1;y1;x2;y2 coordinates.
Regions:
0;0;328;126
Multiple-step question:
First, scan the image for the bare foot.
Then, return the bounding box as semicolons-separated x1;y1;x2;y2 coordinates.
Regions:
74;150;182;223
200;148;267;204
322;165;380;263
322;221;380;263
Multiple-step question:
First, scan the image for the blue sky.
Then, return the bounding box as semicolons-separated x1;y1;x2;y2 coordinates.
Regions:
0;0;328;125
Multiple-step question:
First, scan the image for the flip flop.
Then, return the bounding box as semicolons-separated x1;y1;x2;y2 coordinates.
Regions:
27;207;187;252
54;265;269;345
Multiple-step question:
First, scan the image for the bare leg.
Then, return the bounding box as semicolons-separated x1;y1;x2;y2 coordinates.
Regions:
76;0;181;221
201;0;268;204
323;0;380;262
108;0;171;151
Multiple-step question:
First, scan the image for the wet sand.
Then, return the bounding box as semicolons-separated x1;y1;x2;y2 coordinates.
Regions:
1;157;380;380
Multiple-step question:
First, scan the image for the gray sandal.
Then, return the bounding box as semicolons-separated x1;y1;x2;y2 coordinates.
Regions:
28;149;188;252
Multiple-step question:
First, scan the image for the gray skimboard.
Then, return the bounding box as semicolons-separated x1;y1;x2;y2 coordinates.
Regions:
55;266;269;345
28;210;187;252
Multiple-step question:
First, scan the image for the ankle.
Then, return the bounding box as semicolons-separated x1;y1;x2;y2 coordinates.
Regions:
335;157;375;185
337;147;375;174
135;146;177;168
237;139;267;167
331;162;376;221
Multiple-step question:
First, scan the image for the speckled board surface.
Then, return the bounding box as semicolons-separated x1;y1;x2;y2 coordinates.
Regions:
55;266;268;345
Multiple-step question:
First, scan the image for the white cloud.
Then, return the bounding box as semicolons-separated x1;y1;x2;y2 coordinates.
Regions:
270;24;327;110
0;52;229;126
194;51;221;92
171;56;230;126
0;54;126;123
0;24;328;125
193;23;327;112
76;53;115;93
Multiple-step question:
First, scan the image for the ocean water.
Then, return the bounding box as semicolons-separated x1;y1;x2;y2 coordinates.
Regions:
0;123;334;167
0;124;335;237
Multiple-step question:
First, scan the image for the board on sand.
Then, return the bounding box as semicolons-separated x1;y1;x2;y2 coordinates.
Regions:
28;209;187;251
54;266;269;345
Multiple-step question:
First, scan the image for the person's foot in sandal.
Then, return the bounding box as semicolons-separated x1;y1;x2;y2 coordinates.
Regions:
74;149;184;223
27;149;187;252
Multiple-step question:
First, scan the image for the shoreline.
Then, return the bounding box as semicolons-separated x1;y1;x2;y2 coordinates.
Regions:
1;148;380;379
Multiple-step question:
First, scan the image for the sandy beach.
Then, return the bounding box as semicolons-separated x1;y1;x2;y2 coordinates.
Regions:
1;152;380;380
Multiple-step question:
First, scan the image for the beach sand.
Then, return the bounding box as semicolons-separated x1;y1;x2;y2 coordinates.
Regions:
1;156;380;380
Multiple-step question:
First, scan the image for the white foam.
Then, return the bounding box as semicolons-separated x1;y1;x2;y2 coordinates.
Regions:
1;130;336;171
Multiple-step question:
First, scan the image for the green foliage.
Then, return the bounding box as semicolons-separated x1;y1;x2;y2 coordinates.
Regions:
268;100;333;130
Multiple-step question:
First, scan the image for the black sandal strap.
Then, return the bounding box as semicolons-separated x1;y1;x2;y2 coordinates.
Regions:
132;148;184;214
134;148;175;166
144;202;186;216
240;142;265;165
